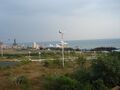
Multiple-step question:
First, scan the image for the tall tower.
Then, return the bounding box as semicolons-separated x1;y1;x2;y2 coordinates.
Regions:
12;39;18;49
13;39;17;46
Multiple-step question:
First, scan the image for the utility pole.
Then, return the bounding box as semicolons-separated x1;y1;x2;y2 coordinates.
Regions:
59;31;64;68
1;45;3;57
0;41;3;57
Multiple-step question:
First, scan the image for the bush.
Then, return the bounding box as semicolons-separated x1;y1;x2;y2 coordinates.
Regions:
52;59;61;66
92;79;109;90
91;56;120;88
42;60;51;67
76;55;86;67
44;52;120;90
20;57;31;65
15;75;31;90
72;52;120;89
0;66;11;70
45;76;79;90
43;59;62;68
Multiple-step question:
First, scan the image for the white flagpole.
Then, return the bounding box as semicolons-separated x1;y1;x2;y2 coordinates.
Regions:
0;42;3;57
28;51;31;60
59;31;64;68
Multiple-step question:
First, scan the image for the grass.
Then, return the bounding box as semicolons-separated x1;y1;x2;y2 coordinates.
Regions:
0;49;119;90
0;61;77;90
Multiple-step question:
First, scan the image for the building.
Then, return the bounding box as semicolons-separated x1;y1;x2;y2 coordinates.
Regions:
56;41;68;48
32;42;40;49
12;39;18;49
0;42;3;48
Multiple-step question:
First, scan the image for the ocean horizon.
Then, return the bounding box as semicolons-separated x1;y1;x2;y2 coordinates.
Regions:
21;38;120;49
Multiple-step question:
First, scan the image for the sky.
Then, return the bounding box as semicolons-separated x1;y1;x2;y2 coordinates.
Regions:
0;0;120;42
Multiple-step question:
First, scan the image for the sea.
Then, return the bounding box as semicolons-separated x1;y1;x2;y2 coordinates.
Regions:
24;39;120;49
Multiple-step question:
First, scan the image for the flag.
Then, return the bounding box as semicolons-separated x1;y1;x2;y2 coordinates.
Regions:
59;30;62;34
59;30;63;39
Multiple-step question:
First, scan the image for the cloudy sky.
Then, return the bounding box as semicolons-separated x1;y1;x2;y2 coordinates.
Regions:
0;0;120;42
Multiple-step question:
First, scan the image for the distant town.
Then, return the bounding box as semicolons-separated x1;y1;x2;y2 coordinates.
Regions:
0;39;120;53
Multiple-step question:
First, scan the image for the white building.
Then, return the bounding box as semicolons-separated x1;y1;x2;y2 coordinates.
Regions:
32;42;39;49
56;41;68;48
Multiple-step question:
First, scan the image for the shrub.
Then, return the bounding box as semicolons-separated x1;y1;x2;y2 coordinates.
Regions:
20;57;31;65
91;56;120;88
45;76;79;90
72;68;90;83
43;60;50;67
43;59;62;68
52;59;61;67
72;52;120;89
44;52;120;90
15;75;31;90
76;55;86;67
0;66;11;70
92;79;109;90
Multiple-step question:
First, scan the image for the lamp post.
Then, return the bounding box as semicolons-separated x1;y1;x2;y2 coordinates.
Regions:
0;42;3;57
59;31;65;68
1;45;3;57
38;52;41;60
28;51;31;60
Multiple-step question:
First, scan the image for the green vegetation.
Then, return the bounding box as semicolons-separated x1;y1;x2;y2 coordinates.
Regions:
45;76;79;90
15;75;31;90
0;49;79;61
42;59;61;68
0;65;11;70
44;52;120;90
0;50;120;90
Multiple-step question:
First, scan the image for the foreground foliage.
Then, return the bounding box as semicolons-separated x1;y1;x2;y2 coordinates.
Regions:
45;52;120;90
0;52;120;90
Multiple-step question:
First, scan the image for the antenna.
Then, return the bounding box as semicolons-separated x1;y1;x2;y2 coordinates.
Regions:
59;30;65;68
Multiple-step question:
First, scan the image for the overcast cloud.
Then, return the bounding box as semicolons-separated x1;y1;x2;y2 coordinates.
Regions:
0;0;120;42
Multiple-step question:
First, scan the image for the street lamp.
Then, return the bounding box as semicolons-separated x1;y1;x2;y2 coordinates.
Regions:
38;52;41;60
28;51;31;60
59;30;65;68
0;42;3;57
1;45;3;57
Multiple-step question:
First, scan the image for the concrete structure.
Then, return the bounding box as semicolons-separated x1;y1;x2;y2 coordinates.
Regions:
32;42;39;49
